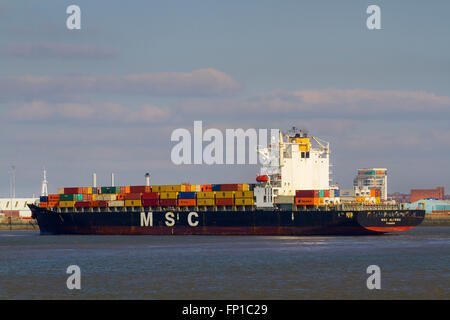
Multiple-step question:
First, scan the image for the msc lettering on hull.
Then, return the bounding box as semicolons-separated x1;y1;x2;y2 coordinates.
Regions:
140;212;199;227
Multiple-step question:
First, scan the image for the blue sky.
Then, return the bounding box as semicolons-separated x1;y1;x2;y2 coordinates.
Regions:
0;0;449;197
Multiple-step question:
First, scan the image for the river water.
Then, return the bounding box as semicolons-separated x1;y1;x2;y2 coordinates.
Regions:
0;226;448;299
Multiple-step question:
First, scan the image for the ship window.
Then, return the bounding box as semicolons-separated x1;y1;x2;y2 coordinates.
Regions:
306;152;310;158
301;152;305;158
264;196;267;202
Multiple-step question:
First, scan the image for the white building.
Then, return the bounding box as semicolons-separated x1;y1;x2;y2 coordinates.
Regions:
0;198;39;218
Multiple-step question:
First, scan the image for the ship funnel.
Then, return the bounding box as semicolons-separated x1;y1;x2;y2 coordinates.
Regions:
93;173;97;187
111;173;115;187
145;173;150;186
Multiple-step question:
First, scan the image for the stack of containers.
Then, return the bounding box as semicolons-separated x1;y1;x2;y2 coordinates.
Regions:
48;194;60;208
160;191;178;206
235;190;254;206
142;192;159;207
178;192;197;206
197;191;215;206
295;190;320;206
124;193;141;207
39;196;48;208
215;191;234;206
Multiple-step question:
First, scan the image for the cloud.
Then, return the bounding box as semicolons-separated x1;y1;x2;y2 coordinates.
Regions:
9;101;172;123
0;68;241;101
0;43;117;59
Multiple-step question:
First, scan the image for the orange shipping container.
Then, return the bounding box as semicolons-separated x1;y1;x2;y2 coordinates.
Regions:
48;201;59;208
116;193;125;200
201;185;212;192
39;202;48;208
178;199;196;206
48;194;60;201
295;198;319;205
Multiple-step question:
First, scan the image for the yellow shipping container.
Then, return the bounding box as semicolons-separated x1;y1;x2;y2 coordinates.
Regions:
86;187;92;194
160;185;185;192
92;194;97;201
59;201;76;208
197;191;215;199
125;200;142;207
197;198;215;206
151;185;161;192
57;188;65;195
215;191;235;199
235;191;254;198
235;198;254;206
191;185;201;192
242;184;249;191
160;192;178;199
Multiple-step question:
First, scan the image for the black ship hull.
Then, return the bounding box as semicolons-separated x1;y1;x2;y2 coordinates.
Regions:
29;205;425;236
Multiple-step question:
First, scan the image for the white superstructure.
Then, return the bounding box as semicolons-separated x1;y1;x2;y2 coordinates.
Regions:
0;198;39;218
257;128;330;197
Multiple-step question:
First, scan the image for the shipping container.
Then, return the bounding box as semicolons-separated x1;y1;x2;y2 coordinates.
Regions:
235;198;254;206
125;200;141;207
101;186;120;194
59;194;83;201
212;184;221;191
83;194;92;201
160;199;177;206
48;194;60;201
151;185;161;192
242;184;250;191
160;192;178;199
39;202;48;208
75;202;90;208
324;190;330;197
63;187;80;194
274;195;294;204
295;190;319;198
197;198;215;206
235;191;254;198
40;196;48;202
295;198;319;206
97;194;117;201
201;185;212;192
160;185;185;192
57;188;65;195
220;184;243;191
319;190;325;197
216;198;234;206
215;191;235;199
59;201;76;208
130;186;151;193
178;199;196;206
108;200;125;207
48;201;59;208
124;193;141;200
197;191;215;199
178;192;197;199
142;199;159;207
142;192;159;200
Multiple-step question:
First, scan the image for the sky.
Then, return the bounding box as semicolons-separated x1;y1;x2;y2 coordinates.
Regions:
0;0;449;197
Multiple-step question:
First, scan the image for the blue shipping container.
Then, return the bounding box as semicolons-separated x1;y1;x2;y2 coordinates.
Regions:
178;192;197;199
212;184;221;191
40;196;48;202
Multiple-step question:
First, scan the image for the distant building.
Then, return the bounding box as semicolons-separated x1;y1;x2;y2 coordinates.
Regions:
404;199;450;214
410;187;444;203
353;168;387;200
388;192;410;203
0;198;38;218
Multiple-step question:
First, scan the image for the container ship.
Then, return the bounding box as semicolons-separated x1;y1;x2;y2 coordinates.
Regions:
29;128;425;235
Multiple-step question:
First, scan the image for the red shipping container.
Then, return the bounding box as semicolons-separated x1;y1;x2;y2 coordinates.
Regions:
160;199;177;206
220;184;242;191
295;190;319;198
83;194;92;201
64;187;81;194
142;192;159;200
89;201;108;207
142;199;159;207
216;198;234;206
124;193;141;200
75;201;90;208
130;186;151;193
324;190;330;197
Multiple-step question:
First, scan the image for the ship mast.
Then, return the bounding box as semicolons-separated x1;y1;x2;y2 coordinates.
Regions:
41;168;48;197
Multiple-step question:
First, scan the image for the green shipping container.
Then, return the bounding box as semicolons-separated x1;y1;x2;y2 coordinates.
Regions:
319;190;325;197
101;186;120;194
59;194;83;201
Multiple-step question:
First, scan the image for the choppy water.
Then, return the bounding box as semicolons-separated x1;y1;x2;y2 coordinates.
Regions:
0;227;448;299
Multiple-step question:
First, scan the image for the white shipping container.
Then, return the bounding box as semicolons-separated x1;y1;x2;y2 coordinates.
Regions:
108;200;124;207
